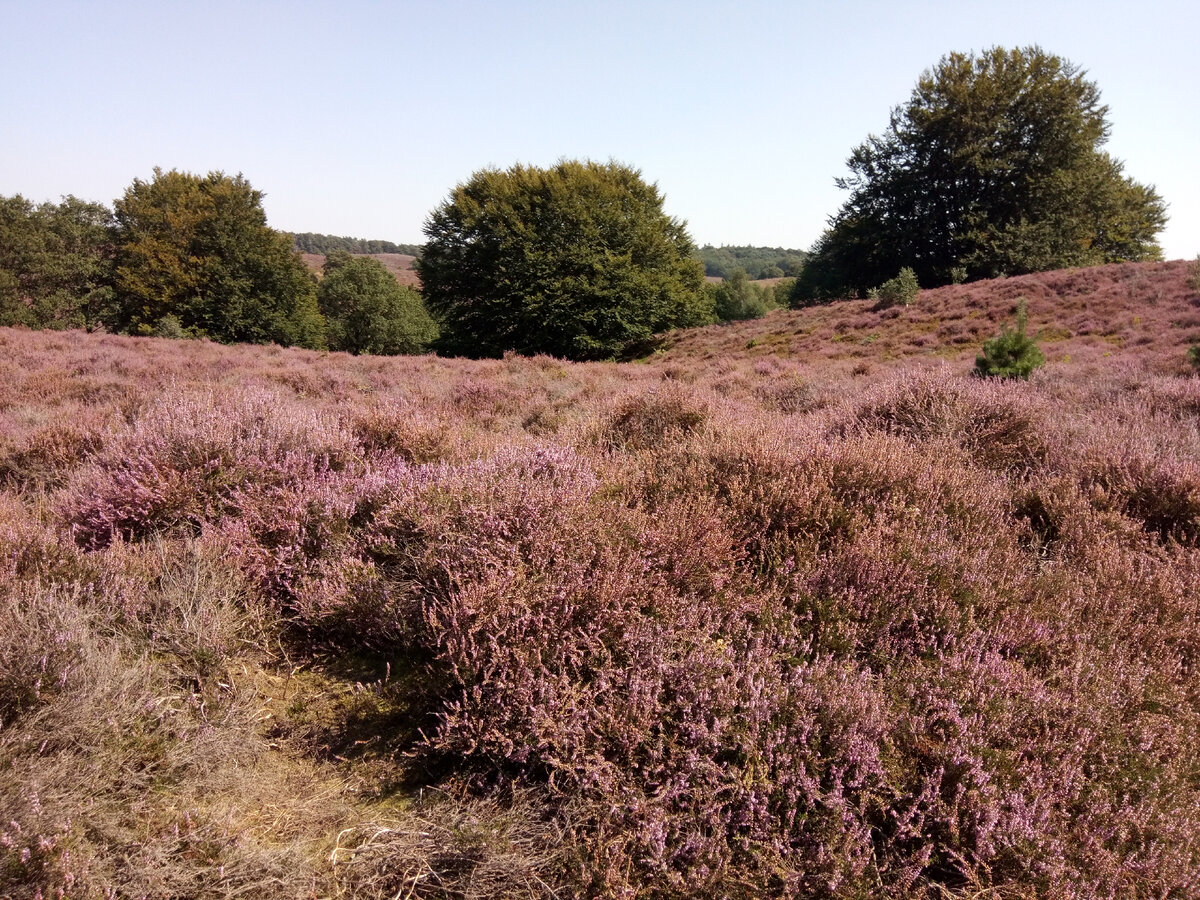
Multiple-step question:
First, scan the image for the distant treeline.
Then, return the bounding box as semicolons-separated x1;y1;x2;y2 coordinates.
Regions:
695;245;809;280
290;232;423;257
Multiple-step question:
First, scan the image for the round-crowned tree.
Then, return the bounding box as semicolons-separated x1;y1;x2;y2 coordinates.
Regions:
417;160;711;360
792;46;1168;303
112;168;326;348
317;252;438;355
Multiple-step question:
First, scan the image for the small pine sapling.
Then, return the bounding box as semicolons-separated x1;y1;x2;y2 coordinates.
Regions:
974;299;1045;379
869;266;919;309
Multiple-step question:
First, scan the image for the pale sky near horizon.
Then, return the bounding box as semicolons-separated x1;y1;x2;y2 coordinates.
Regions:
2;0;1198;259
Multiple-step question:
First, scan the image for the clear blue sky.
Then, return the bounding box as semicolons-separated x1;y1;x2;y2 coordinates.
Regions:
3;0;1197;259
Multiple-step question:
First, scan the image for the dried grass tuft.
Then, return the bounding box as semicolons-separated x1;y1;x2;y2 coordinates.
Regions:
330;790;567;899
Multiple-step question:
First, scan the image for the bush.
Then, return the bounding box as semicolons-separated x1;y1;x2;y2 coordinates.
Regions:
599;386;708;451
317;253;438;355
974;299;1045;379
710;268;777;321
152;313;188;339
868;266;919;308
852;369;1049;471
61;388;356;550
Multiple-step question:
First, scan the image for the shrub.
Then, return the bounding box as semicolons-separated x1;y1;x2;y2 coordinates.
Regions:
1075;439;1200;546
0;421;103;489
851;369;1049;471
599;385;708;451
974;299;1045;379
152;313;188;339
350;401;453;464
868;266;919;308
62;388;355;549
710;268;777;321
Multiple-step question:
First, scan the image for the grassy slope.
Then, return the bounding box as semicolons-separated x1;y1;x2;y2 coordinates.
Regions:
1;260;1199;898
300;251;422;287
664;260;1199;375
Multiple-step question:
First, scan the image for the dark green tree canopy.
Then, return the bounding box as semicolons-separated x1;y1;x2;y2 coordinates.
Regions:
0;194;115;330
417;160;711;360
291;233;421;256
695;245;808;280
317;252;438;355
793;46;1167;303
112;168;325;348
709;268;779;321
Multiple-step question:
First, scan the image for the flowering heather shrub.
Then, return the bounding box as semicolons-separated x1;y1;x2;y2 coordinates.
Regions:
62;388;357;549
349;399;454;463
0;496;103;588
598;384;708;451
0;420;103;490
849;368;1049;472
754;373;818;413
383;422;1200;895
1134;374;1200;421
215;458;424;643
413;453;901;892
450;378;526;423
391;437;1056;894
1072;430;1200;546
5;267;1200;897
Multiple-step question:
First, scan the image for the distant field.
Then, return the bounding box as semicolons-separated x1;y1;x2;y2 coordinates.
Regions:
3;260;1200;898
300;251;421;286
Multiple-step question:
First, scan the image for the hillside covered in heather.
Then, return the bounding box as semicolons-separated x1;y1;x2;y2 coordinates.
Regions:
3;261;1200;898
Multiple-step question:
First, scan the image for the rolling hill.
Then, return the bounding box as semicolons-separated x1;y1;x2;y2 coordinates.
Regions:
299;251;422;287
2;259;1199;899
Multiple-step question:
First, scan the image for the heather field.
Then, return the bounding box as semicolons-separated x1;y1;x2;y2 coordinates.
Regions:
4;261;1200;899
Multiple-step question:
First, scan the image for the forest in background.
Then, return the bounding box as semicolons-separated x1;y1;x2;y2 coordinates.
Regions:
292;232;809;284
694;244;808;279
290;232;423;257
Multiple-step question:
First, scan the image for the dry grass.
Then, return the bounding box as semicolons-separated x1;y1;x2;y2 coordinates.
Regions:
330;790;567;899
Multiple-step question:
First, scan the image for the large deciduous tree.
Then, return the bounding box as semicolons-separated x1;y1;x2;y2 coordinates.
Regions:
112;169;325;347
417;160;711;360
792;46;1167;303
317;252;438;355
0;194;116;330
